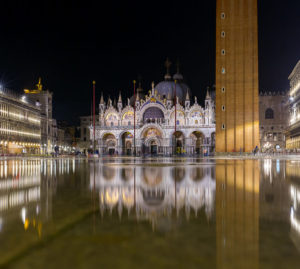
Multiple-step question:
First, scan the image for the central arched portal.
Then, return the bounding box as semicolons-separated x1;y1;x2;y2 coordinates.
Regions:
142;127;162;155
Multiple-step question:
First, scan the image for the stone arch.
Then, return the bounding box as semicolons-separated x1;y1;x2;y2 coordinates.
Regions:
172;131;185;154
143;106;165;124
119;131;133;155
140;125;164;155
102;133;117;155
189;131;205;155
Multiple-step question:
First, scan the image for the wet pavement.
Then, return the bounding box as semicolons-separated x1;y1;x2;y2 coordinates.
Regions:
0;157;299;268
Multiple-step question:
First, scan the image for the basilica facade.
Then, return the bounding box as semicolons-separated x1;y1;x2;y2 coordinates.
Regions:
92;63;215;156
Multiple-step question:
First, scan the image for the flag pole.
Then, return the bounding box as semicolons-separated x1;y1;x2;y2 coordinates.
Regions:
93;81;96;153
133;80;136;156
174;79;177;155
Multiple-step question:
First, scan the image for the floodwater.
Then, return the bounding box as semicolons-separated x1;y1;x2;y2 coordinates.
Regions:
0;157;299;268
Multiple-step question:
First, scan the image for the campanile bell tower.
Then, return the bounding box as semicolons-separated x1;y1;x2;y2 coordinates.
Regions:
215;0;260;153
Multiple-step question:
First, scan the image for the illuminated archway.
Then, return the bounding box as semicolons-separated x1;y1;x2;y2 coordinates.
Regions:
102;133;117;155
190;131;205;154
172;131;185;154
120;131;133;155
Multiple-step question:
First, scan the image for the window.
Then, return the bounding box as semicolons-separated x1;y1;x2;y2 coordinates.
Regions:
221;67;226;74
128;121;131;126
111;122;114;127
221;31;225;37
222;124;225;130
221;13;225;19
222;87;225;93
195;120;198;124
221;49;225;55
265;108;274;119
222;105;225;111
176;120;180;125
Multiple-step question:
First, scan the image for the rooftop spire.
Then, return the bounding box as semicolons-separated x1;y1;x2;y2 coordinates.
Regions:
118;92;122;103
206;87;211;99
185;90;190;100
100;92;104;104
164;58;172;80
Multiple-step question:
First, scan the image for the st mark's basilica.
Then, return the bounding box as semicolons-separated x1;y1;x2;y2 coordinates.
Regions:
92;60;216;156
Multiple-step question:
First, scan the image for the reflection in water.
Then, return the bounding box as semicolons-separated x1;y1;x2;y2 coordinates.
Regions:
216;160;260;269
1;158;300;268
91;164;216;227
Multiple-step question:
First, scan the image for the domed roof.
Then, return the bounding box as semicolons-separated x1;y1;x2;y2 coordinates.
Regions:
155;81;185;101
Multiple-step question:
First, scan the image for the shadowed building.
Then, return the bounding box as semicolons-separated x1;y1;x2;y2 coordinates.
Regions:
216;0;259;153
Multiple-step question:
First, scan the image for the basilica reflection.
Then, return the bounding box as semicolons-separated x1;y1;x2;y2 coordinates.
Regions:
90;163;216;225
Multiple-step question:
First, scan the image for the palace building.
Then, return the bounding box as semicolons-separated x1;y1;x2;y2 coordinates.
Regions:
0;86;41;154
286;60;300;150
92;61;216;156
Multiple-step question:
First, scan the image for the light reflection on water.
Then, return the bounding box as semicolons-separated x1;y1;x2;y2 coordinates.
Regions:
0;158;299;268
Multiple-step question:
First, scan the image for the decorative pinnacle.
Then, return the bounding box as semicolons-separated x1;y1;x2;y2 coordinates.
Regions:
165;58;171;74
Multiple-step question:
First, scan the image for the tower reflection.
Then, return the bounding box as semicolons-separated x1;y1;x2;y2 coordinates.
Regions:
216;160;260;269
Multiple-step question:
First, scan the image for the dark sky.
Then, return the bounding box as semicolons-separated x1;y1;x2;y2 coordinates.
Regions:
0;1;299;124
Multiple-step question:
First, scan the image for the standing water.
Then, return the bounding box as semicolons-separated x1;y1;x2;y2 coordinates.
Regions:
0;157;299;268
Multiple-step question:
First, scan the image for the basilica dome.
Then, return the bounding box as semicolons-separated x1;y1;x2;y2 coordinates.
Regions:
155;80;185;101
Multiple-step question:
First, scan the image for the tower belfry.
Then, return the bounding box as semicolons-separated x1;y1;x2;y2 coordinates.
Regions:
215;0;259;153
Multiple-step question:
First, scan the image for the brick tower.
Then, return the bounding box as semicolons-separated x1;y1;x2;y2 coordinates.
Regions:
215;0;259;153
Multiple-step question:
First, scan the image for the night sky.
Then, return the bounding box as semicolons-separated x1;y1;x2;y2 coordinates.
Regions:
0;1;299;124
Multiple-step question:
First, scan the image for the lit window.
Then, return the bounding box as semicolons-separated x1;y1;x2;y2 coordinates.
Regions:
222;87;225;93
221;31;225;37
222;124;225;130
221;67;226;74
221;49;225;55
221;13;225;19
222;105;225;111
176;120;180;125
195;120;198;124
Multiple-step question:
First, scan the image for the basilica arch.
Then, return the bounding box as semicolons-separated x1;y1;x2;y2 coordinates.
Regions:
189;131;205;155
140;125;164;155
102;133;117;155
119;131;133;155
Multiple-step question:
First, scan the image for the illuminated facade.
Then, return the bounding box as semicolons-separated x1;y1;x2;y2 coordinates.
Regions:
286;60;300;149
0;87;41;154
215;0;260;153
259;91;288;152
92;63;215;155
24;78;57;154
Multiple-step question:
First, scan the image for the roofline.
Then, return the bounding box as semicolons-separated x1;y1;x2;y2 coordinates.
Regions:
288;60;300;80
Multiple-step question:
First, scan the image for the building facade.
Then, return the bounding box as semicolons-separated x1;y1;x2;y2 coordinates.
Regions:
215;0;259;153
0;86;41;154
24;78;57;154
92;65;215;156
286;60;300;150
259;91;288;152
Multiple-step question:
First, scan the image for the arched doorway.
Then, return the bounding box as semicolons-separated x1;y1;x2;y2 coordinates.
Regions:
142;127;162;155
172;131;184;154
150;140;158;155
102;133;117;155
190;131;204;155
121;132;133;155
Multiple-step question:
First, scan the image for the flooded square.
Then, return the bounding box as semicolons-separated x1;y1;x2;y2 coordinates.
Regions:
0;157;299;268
